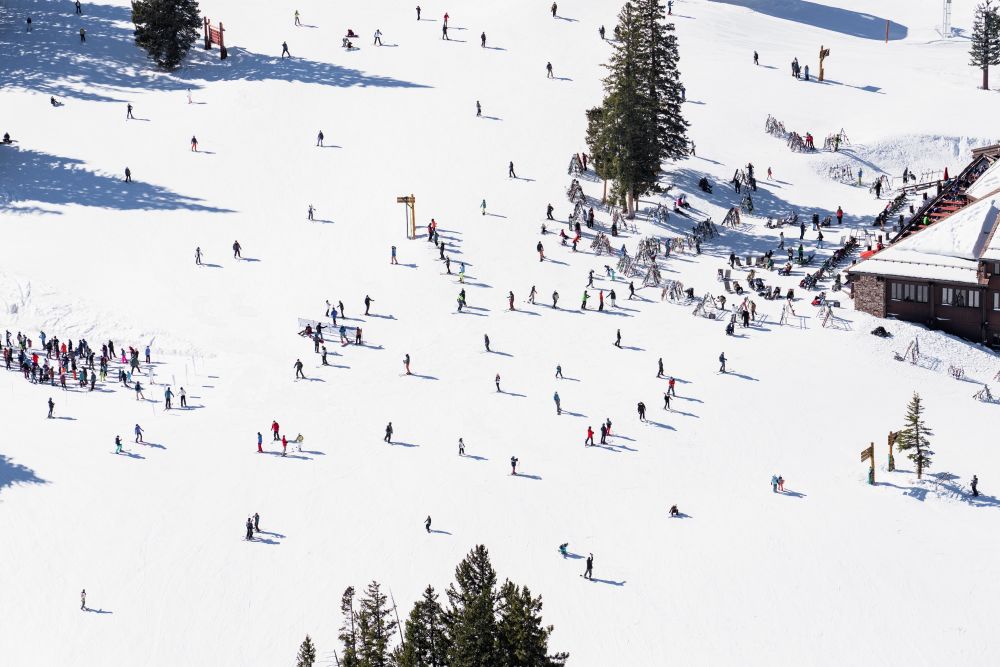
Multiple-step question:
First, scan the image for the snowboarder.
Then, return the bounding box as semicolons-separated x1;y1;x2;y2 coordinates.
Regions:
294;358;305;379
637;402;646;422
281;41;291;58
559;543;569;557
425;515;432;532
670;504;680;517
583;554;593;579
233;240;242;258
384;422;393;443
510;456;518;475
134;423;144;443
719;352;727;373
554;391;561;415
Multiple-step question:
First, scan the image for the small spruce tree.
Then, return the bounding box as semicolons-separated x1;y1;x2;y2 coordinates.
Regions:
970;0;1000;89
132;0;202;70
397;585;449;667
445;545;500;667
896;392;934;479
339;586;360;667
496;580;569;667
296;635;317;667
356;580;397;667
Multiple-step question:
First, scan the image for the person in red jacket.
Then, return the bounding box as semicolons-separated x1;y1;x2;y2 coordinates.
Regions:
281;435;288;457
271;420;280;441
585;426;594;446
836;206;843;224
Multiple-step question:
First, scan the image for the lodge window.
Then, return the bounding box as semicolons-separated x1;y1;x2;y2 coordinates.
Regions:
994;292;1000;311
942;287;980;308
890;283;928;303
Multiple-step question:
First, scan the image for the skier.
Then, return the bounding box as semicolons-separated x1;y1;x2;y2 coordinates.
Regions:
599;25;605;39
115;435;122;454
559;543;569;557
364;294;373;315
321;346;328;365
191;135;198;151
637;402;646;422
585;426;594;446
614;329;622;348
719;352;727;373
233;240;242;258
384;422;393;443
294;358;305;379
670;504;680;517
546;203;555;220
771;475;778;493
551;2;557;17
484;334;491;352
481;32;486;48
583;554;593;579
836;206;843;224
458;438;465;456
272;420;280;441
442;23;449;40
510;456;518;475
373;29;382;46
294;10;300;26
495;373;501;393
308;204;315;221
257;431;263;453
555;364;563;379
317;130;324;147
663;392;671;410
425;515;432;532
126;103;134;119
529;285;537;304
476;100;482;117
281;41;291;58
508;161;516;178
546;62;554;79
124;167;131;182
134;423;143;443
753;50;759;65
134;380;144;400
581;291;589;310
195;247;202;265
554;391;561;415
971;475;979;497
391;245;398;264
81;589;86;610
598;290;604;311
281;435;288;456
47;397;54;418
599;423;607;445
403;353;411;375
79;27;85;42
552;291;559;308
253;513;260;532
629;282;636;299
481;199;487;216
507;291;515;311
667;376;676;396
416;5;421;20
164;385;173;409
246;517;254;540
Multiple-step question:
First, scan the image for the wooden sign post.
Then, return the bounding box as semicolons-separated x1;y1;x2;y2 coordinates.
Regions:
887;431;897;471
861;443;875;485
396;194;416;239
818;45;831;82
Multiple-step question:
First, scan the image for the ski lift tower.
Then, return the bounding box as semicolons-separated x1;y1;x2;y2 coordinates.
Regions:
940;0;953;39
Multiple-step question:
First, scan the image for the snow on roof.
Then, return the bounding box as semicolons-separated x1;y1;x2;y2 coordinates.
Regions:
850;197;1000;283
965;158;1000;201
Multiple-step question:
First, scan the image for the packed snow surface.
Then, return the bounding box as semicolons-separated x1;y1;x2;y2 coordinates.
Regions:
2;0;1000;665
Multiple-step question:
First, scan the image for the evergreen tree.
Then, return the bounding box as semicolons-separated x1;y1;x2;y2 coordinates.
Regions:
397;585;449;667
132;0;202;70
896;392;934;479
496;580;569;667
970;1;1000;89
585;105;613;203
338;586;360;667
356;580;397;667
634;0;689;163
296;635;317;667
445;545;500;667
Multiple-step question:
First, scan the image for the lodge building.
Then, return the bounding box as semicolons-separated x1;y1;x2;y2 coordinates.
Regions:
847;147;1000;347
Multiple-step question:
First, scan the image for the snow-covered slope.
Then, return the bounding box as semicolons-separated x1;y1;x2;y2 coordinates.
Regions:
2;0;999;664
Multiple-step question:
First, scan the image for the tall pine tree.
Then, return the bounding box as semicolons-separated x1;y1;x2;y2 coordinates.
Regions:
338;586;360;667
496;581;569;667
896;392;934;479
970;1;1000;89
296;635;317;667
397;585;449;667
132;0;202;70
634;0;689;164
445;545;500;667
356;581;397;667
585;106;613;203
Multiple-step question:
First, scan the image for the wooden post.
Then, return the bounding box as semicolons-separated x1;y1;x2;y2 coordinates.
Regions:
885;19;889;44
203;17;211;50
818;45;830;82
219;22;227;59
861;443;875;484
887;431;896;471
396;195;416;239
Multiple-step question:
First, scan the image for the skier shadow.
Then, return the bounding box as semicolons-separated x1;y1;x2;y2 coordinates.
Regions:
84;608;113;614
780;489;807;498
240;257;262;263
553;77;573;82
463;455;488;461
201;263;223;268
399;263;418;269
670;512;692;519
311;218;335;224
367;313;396;320
53;416;77;421
511;176;537;182
545;258;569;266
591;444;621;454
759;65;778;70
141;441;166;449
726;372;758;381
445;38;469;43
595;309;630;318
483;47;506;52
456;309;487;317
429;529;452;535
561;410;586;418
646;421;675;431
510;310;540;317
409;373;439;381
487;350;513;357
560;376;581;382
319;145;343;149
498;390;527;398
514;473;542;481
390;441;419;448
130;117;152;122
298;377;326;383
252;536;282;546
669;409;699;419
118;450;145;460
463;281;493;289
195;150;217;155
555;16;579;22
485;213;508;219
620;345;645;352
466;305;492;313
588;578;625;586
562;551;585;560
298;450;326;456
264;451;313;460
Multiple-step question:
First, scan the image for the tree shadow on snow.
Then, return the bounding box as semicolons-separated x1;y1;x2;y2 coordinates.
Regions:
0;454;48;497
706;0;907;40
